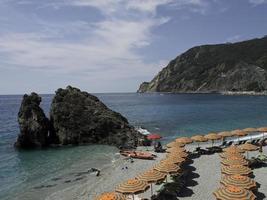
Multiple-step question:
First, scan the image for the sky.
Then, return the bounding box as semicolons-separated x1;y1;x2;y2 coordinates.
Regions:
0;0;267;94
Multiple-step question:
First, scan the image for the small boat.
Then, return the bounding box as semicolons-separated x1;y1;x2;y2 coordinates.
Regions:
136;127;150;135
120;150;156;160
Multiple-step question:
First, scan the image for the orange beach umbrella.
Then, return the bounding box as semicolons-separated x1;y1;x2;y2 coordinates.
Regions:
242;128;258;132
221;165;252;176
218;131;233;138
220;175;257;190
219;152;244;159
221;157;249;166
213;186;256;200
94;192;126;200
175;137;193;144
166;151;188;158
166;141;185;148
204;133;222;146
154;162;180;175
238;143;259;158
115;179;149;200
136;169;166;195
223;146;245;153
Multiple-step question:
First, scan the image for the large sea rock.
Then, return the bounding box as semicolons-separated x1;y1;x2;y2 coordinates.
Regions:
138;36;267;93
50;86;140;148
15;93;50;148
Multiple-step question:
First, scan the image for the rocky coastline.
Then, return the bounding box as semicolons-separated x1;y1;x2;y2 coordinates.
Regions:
15;86;141;149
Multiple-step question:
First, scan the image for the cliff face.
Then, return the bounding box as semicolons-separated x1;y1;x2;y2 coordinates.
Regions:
138;37;267;93
50;86;140;147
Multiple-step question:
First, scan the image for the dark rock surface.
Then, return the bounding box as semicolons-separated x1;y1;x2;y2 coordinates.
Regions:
15;93;50;148
50;86;140;147
138;36;267;93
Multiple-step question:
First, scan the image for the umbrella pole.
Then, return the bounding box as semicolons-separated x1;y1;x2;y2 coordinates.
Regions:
151;183;153;196
133;194;135;200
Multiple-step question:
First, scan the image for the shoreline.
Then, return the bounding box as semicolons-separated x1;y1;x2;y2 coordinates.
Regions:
137;91;267;96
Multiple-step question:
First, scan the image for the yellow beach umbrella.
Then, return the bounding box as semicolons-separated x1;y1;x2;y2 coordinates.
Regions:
213;186;256;200
136;169;166;195
219;152;245;159
166;141;185;148
223;146;245;153
166;147;186;153
94;192;126;200
191;135;208;146
221;165;252;176
234;131;247;137
242;128;258;132
238;143;259;158
160;156;186;165
204;133;222;146
221;157;249;166
220;175;257;190
154;162;180;175
257;127;267;132
116;179;149;200
218;131;234;138
166;151;188;158
175;137;193;144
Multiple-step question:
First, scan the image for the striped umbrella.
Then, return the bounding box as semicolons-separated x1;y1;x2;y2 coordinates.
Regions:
160;157;186;165
136;170;166;195
221;175;257;190
94;192;126;200
166;151;188;158
166;147;186;153
223;146;245;153
257;126;267;139
242;128;258;132
238;143;259;159
166;141;185;148
218;131;234;138
204;133;222;146
221;157;249;166
175;137;193;144
221;165;252;176
115;179;149;200
213;186;256;200
154;162;180;174
191;135;208;146
219;152;245;159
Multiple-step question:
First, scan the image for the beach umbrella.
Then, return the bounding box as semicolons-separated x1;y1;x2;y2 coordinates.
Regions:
136;169;166;195
154;162;181;176
166;146;186;152
94;192;126;200
175;137;193;144
238;143;259;159
160;157;186;165
257;127;267;139
204;133;222;146
191;135;208;146
166;151;188;158
223;146;245;153
166;141;185;148
219;152;245;159
115;179;149;200
221;165;252;176
218;131;234;138
234;131;248;137
213;186;256;200
220;175;257;190
221;157;249;166
242;128;258;132
147;133;162;140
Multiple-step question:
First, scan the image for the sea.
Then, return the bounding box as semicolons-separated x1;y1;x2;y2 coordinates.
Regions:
1;93;267;199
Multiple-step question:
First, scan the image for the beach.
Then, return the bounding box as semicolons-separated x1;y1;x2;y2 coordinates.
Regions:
15;143;265;200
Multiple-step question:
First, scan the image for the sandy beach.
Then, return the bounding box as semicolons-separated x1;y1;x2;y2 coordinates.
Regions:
24;142;264;200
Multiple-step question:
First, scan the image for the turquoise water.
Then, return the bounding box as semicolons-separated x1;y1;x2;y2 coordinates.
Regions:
1;93;267;199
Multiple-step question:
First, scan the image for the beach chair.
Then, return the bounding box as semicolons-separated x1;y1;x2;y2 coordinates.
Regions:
219;141;227;147
224;141;233;147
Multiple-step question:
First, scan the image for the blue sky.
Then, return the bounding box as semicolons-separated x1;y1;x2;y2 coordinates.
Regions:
0;0;266;94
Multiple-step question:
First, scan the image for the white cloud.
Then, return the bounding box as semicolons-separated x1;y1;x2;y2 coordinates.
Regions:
249;0;267;5
0;0;214;92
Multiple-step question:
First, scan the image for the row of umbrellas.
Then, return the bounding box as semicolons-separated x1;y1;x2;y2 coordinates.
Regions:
94;127;264;200
213;144;259;200
95;139;189;200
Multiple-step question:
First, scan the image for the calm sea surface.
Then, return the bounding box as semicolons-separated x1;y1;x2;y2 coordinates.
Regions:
1;93;267;199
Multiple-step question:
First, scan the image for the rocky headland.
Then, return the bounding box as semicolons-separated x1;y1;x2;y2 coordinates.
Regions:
138;36;267;93
15;86;140;149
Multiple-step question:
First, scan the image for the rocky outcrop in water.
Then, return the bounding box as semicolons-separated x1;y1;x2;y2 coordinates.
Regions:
138;36;267;93
49;86;140;147
15;87;141;149
15;93;50;148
